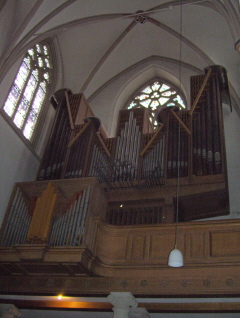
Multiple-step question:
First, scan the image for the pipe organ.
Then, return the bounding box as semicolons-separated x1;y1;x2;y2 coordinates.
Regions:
0;66;231;249
37;75;228;186
36;66;230;219
1;66;239;300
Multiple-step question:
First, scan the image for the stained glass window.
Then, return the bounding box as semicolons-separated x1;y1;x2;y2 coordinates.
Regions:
3;42;52;141
127;80;185;128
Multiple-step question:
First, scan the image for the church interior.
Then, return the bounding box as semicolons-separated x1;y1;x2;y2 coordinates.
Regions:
0;1;240;317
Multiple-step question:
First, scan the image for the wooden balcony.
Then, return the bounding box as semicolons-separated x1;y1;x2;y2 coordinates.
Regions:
0;177;239;297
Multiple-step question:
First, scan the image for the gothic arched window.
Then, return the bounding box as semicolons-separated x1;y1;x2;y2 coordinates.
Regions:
3;42;52;141
127;79;186;128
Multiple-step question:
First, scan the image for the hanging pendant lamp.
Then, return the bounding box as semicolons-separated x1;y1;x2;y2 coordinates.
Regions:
168;0;184;268
168;245;183;267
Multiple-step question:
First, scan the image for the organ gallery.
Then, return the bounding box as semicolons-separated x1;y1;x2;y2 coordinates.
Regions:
0;66;238;297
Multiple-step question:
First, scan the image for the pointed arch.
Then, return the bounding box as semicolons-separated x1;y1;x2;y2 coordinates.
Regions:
2;41;53;144
125;78;186;128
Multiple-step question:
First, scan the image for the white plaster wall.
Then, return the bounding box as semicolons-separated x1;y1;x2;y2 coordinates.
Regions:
0;116;40;226
223;102;240;217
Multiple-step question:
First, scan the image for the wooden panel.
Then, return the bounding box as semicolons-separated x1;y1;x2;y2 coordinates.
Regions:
188;232;206;259
178;188;229;221
26;183;57;244
149;233;175;259
210;230;240;257
142;108;154;134
96;229;128;261
130;235;145;260
74;94;93;125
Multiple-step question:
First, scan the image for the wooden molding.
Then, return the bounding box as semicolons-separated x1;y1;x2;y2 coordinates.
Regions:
1;266;240;296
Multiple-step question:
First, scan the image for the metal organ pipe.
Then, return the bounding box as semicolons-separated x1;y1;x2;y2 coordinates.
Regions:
38;100;64;179
211;76;221;174
0;186;31;247
89;144;110;182
192;73;222;177
38;99;72;181
113;111;142;184
142;134;165;183
48;186;91;247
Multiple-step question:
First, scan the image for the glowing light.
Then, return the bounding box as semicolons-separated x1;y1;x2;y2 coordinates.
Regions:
58;295;63;300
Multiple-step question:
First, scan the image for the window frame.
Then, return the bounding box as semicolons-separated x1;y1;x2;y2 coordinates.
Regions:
0;40;57;154
125;77;187;128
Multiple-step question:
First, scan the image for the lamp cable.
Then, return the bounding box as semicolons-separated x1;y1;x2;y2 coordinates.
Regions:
175;0;183;249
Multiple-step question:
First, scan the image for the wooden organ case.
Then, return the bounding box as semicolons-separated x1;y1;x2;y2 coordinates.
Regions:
36;66;230;223
0;66;236;298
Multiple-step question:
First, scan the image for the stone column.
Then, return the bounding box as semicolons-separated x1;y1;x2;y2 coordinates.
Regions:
107;292;138;318
130;307;150;318
0;304;21;318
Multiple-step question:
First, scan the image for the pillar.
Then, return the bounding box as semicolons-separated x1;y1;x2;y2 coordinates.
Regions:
0;304;21;318
130;307;150;318
107;292;138;318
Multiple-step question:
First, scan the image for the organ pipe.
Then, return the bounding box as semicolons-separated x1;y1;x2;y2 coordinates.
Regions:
0;186;31;247
49;186;91;246
36;69;228;191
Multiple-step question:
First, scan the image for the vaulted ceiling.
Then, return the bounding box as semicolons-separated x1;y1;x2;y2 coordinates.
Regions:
0;1;239;135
